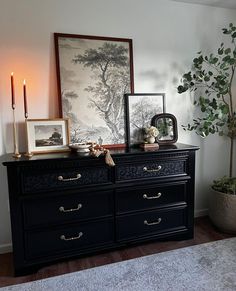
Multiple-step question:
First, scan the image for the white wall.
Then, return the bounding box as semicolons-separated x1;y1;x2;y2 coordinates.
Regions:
0;0;235;253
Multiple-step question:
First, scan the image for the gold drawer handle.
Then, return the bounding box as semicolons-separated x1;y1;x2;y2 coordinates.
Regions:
143;193;162;200
58;173;82;182
59;203;82;213
144;218;162;226
60;232;83;241
143;165;162;173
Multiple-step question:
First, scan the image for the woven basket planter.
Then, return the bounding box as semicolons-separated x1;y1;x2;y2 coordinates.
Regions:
209;188;236;234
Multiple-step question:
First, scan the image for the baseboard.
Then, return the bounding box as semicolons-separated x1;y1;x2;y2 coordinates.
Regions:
194;208;209;218
0;243;12;254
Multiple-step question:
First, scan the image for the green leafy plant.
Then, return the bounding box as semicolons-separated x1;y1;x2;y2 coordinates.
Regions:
212;176;236;195
178;23;236;180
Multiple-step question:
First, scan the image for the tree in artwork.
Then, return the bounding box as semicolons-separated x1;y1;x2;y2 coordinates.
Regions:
130;98;161;143
72;42;130;143
61;90;81;143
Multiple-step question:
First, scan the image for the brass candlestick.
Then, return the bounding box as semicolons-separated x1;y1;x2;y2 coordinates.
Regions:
24;114;33;157
12;106;21;158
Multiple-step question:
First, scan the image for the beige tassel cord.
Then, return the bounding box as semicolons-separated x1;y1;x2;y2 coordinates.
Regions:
89;144;115;167
104;149;115;167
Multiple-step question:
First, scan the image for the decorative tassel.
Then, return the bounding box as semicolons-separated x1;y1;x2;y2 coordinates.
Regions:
104;149;115;167
93;149;103;157
89;145;103;157
89;144;115;167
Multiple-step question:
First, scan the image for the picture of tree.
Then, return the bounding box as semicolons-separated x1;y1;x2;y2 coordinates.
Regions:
55;34;134;146
125;94;165;145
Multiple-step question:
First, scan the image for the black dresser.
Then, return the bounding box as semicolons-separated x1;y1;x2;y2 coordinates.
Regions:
3;143;199;275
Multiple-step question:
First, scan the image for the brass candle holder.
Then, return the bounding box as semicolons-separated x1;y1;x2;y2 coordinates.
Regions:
12;105;21;158
24;113;33;157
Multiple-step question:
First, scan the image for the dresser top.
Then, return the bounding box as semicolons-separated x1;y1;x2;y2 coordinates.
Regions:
2;143;199;166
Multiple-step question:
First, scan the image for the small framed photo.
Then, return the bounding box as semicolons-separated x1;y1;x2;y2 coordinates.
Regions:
125;93;165;147
26;119;70;154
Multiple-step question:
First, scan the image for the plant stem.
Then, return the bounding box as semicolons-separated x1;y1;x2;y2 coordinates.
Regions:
229;136;234;177
228;65;235;178
228;66;235;116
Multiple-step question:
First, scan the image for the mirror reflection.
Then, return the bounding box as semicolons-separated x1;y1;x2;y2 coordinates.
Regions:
156;118;174;141
151;113;178;144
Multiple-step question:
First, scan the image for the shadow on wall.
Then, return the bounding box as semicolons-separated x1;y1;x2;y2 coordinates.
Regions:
140;61;186;90
0;155;11;247
139;69;168;91
139;61;195;118
5;121;27;154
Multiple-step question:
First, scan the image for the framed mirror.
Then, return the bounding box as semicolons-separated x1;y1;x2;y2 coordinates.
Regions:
151;113;178;144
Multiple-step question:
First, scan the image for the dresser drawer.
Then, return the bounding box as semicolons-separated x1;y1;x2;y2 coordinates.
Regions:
23;190;114;229
21;166;112;194
25;218;114;260
116;182;187;214
116;207;187;241
116;159;187;182
3;144;198;275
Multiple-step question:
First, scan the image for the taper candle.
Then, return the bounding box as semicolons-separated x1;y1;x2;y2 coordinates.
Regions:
11;72;15;109
23;79;28;118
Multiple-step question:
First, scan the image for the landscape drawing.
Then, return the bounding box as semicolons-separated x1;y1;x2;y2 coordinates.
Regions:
34;125;63;147
128;94;164;144
56;35;133;146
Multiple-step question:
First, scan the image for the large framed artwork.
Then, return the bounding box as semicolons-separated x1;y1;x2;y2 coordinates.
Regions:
125;93;165;147
54;33;134;148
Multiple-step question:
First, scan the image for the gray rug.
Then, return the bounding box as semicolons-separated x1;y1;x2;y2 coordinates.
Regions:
2;238;236;291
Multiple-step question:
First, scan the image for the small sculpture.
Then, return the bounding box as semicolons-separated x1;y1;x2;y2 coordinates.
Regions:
144;126;158;144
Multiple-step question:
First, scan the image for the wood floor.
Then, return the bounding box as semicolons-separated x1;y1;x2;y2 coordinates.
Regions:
0;216;234;288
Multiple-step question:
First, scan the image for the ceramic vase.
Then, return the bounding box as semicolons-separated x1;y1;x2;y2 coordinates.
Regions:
147;136;155;144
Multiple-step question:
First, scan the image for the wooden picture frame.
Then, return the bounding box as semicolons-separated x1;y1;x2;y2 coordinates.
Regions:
125;93;165;147
54;33;134;148
26;119;70;154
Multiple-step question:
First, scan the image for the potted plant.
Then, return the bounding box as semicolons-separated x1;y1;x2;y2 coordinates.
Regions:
177;23;236;233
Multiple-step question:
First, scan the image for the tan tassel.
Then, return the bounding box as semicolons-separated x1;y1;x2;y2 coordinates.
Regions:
90;145;115;167
89;144;102;157
104;149;115;167
90;149;103;157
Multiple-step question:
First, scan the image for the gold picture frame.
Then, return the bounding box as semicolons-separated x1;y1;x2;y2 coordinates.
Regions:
26;118;70;154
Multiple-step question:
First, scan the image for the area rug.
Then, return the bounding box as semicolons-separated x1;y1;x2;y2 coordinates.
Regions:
1;238;236;291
